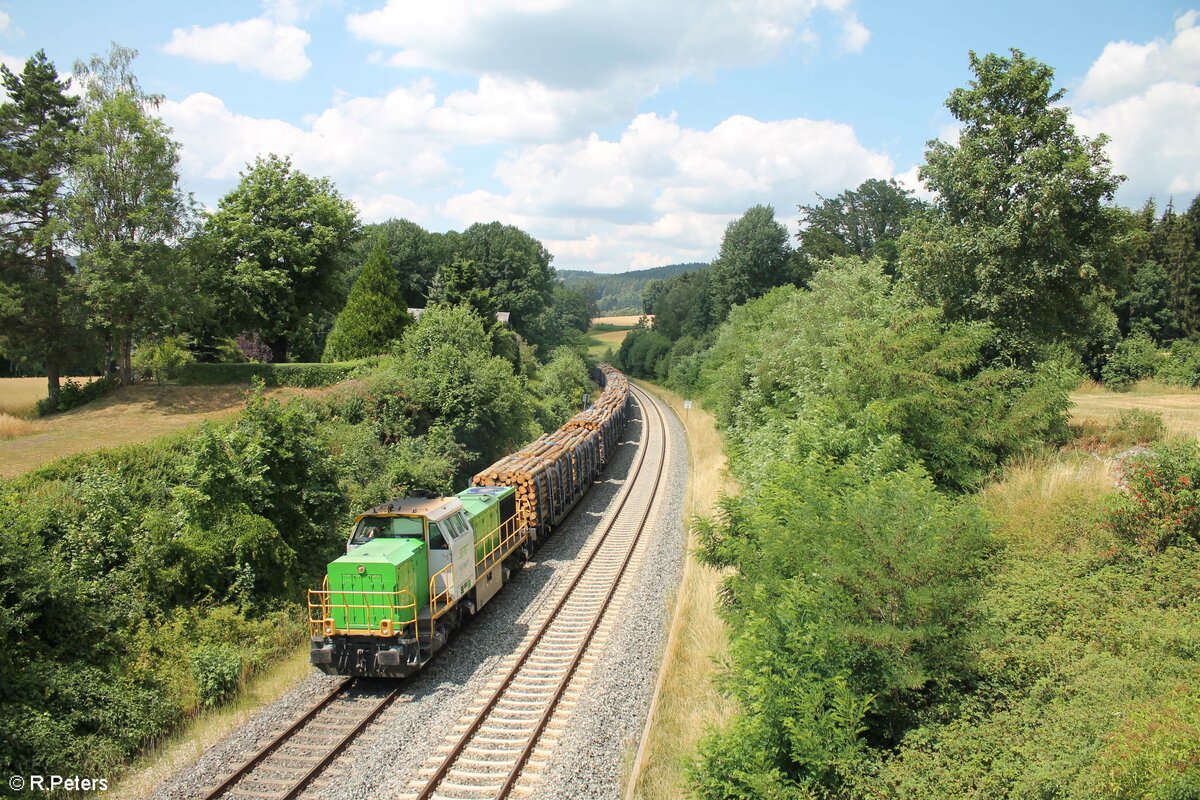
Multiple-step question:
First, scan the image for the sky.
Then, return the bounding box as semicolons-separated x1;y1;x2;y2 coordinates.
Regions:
2;1;1199;273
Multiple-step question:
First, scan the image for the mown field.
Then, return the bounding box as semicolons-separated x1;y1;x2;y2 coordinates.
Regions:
587;315;648;360
1070;379;1200;434
0;382;323;478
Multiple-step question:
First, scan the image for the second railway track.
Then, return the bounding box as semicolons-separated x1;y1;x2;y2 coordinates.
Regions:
405;384;668;800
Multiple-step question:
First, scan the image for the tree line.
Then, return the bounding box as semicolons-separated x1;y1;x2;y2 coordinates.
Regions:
0;46;594;412
624;50;1199;391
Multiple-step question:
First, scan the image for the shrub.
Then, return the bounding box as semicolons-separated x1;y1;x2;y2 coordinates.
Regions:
189;644;242;708
1158;338;1200;387
37;375;117;415
132;335;196;384
176;359;380;387
1107;439;1200;553
1100;333;1161;390
1104;408;1166;448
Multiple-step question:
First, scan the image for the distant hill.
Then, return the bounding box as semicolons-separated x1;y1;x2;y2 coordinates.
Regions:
560;262;706;316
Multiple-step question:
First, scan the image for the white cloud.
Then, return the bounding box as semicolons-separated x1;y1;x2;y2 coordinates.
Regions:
1077;10;1200;105
1072;12;1200;204
347;0;868;92
839;12;870;54
0;11;10;34
439;111;893;270
164;17;312;81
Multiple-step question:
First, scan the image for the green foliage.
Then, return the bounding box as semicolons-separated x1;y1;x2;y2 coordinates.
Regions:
346;218;446;307
708;204;793;321
558;262;703;316
532;347;591;428
0;50;87;409
615;327;673;380
203;153;359;362
70;45;193;385
1100;333;1161;389
699;258;1073;492
176;359;377;387
1107;439;1200;553
35;375;116;415
454;222;557;353
796;178;923;278
132;335;196;384
692;455;994;796
323;238;411;361
902;49;1122;366
392;304;536;467
189;644;242;708
1104;407;1166;448
1159;338;1200;387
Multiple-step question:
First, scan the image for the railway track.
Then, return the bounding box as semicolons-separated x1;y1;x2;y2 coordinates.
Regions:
200;679;402;800
404;384;668;800
199;384;667;800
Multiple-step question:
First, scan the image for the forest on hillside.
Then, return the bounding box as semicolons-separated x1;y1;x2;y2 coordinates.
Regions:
559;262;704;315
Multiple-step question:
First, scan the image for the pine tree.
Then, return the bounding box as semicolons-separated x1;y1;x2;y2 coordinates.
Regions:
0;51;83;410
1158;203;1200;338
323;238;410;361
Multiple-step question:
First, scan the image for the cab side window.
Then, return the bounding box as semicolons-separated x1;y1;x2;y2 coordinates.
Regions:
428;522;448;550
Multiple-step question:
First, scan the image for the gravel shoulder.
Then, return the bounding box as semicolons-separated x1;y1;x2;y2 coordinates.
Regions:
151;390;688;800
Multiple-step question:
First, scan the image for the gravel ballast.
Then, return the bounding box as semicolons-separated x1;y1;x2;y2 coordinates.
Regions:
150;389;688;800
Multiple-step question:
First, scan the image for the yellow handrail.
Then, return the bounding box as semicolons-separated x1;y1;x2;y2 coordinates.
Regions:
308;577;418;639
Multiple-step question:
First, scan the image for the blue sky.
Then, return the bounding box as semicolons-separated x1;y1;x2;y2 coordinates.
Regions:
3;1;1198;272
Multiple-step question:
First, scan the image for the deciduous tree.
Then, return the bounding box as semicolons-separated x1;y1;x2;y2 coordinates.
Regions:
203;154;359;362
901;50;1122;366
69;44;192;384
708;204;792;321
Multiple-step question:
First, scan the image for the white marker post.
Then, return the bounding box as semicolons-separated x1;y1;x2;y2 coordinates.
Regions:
683;399;692;419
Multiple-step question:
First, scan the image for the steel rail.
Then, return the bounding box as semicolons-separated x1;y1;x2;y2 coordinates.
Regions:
201;678;401;800
412;384;668;800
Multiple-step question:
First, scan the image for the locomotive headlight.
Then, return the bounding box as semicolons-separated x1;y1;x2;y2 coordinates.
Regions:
357;564;365;574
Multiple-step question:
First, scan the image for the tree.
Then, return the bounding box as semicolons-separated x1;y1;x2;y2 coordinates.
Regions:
347;218;445;307
797;178;923;278
428;255;499;326
708;204;792;321
901;50;1122;366
204;154;359;362
323;238;411;361
69;44;192;384
0;51;83;410
456;222;557;352
1157;202;1200;337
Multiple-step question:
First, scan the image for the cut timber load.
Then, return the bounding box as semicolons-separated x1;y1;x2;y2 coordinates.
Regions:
472;364;630;534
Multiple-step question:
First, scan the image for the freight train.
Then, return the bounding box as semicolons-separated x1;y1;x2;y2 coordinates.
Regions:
308;365;630;678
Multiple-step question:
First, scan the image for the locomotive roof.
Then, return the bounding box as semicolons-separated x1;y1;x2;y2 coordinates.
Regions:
356;496;463;522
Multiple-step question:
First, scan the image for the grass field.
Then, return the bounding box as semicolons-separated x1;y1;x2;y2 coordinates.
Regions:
1070;379;1200;435
0;376;97;417
625;381;736;800
0;383;322;478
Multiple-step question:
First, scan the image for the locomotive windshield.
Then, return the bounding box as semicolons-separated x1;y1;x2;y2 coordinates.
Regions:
350;515;424;545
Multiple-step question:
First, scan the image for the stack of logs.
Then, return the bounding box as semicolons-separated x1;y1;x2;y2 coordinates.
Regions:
471;364;630;532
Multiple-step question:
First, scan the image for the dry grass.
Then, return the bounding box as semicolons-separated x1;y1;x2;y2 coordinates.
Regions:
0;383;322;478
1070;379;1200;436
625;381;737;800
982;453;1118;556
0;376;97;418
589;328;633;360
0;412;46;440
111;645;314;799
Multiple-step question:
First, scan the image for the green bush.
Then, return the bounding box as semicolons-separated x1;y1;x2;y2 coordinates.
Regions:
189;645;242;708
1100;333;1162;390
1104;407;1166;448
1106;439;1200;553
133;335;197;384
176;358;379;387
37;375;117;415
1159;338;1200;387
